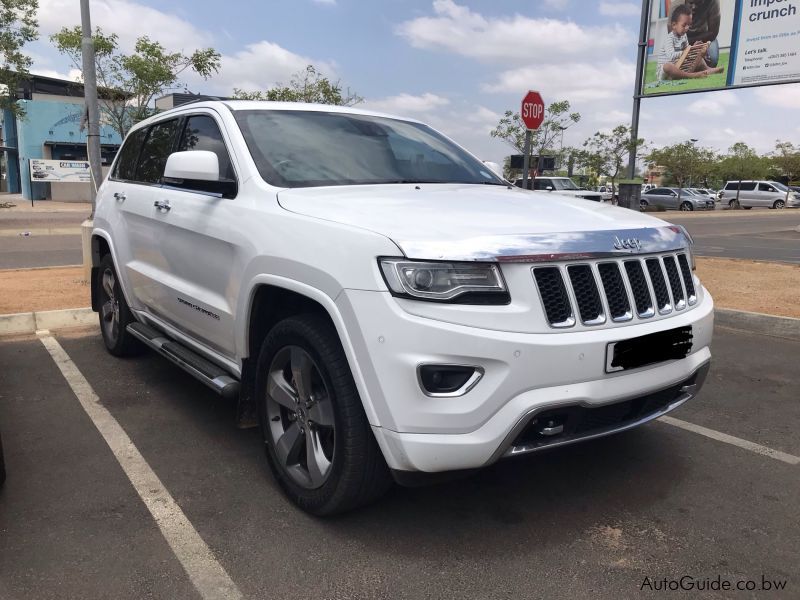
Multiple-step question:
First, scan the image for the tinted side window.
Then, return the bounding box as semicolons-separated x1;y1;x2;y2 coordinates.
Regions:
740;182;757;191
178;115;235;181
758;183;774;192
112;128;147;181
533;179;551;190
725;182;737;191
136;119;179;184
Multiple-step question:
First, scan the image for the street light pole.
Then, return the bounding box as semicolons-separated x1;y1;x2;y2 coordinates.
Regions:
80;0;102;216
80;0;103;281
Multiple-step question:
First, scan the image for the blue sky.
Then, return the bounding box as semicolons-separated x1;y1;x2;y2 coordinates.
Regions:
28;0;800;164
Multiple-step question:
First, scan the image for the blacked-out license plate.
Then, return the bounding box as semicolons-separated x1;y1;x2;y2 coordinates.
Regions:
606;326;693;373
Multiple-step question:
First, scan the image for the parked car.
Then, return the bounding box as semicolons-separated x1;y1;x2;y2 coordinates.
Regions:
689;188;717;201
597;185;614;202
514;176;604;201
719;180;800;209
640;187;716;211
91;101;713;515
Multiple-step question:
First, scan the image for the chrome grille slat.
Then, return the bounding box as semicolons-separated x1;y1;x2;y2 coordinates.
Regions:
533;251;698;330
533;266;575;328
677;254;697;304
645;258;672;314
662;255;686;310
597;262;632;322
623;260;655;318
567;264;605;325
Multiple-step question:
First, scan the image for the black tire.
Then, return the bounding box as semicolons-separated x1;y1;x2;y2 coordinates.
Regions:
728;200;737;209
256;314;391;515
680;201;694;211
0;430;6;487
773;200;785;209
96;254;142;357
639;199;648;211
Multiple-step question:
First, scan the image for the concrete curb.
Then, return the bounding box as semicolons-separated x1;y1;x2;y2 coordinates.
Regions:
715;308;800;342
0;307;96;336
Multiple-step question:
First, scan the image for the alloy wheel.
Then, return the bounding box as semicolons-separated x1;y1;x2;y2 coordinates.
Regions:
265;346;335;489
100;268;120;345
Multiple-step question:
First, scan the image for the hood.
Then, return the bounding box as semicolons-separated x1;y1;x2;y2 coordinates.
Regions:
277;184;678;260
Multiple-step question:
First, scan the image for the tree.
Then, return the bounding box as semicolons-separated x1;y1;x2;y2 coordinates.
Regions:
771;140;800;201
232;65;363;106
51;26;221;138
0;0;38;116
646;141;700;201
578;125;645;198
717;142;765;208
490;100;580;179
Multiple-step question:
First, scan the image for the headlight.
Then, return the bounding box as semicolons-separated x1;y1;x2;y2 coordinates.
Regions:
379;259;509;304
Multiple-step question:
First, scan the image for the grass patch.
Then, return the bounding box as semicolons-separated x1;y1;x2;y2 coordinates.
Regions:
643;50;729;96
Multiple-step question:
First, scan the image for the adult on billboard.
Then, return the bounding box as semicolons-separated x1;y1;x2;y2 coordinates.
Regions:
687;0;721;67
657;4;724;80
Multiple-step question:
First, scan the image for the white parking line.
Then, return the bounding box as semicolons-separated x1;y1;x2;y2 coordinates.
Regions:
660;416;800;465
38;333;244;600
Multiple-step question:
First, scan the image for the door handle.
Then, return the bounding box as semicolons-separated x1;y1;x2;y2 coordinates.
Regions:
113;192;126;201
154;199;171;211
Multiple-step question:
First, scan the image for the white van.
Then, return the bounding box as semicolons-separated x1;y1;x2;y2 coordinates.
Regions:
719;181;800;209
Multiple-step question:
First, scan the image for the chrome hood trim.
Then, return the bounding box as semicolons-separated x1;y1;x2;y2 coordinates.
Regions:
396;225;690;263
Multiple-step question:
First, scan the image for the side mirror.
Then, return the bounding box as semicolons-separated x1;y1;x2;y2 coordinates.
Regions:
482;160;503;178
164;150;219;182
546;186;554;191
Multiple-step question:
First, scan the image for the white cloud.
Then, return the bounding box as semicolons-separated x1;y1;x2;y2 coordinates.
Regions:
754;84;800;109
482;59;635;101
396;0;627;65
595;109;631;124
30;67;82;82
686;94;739;116
38;0;212;54
543;0;570;9
598;2;640;17
363;93;450;115
204;41;336;94
312;0;337;4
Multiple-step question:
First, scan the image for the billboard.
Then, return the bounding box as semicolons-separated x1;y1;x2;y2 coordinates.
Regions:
29;159;91;183
642;0;800;96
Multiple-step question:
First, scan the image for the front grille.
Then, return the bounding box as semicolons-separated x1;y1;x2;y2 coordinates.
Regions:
533;253;697;329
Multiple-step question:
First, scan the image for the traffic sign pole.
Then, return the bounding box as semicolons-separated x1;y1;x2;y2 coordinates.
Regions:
521;130;532;190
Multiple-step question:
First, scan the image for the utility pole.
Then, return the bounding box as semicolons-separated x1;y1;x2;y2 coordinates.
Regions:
627;0;649;179
80;0;103;281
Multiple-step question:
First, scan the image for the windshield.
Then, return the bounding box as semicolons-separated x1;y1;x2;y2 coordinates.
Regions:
234;110;506;188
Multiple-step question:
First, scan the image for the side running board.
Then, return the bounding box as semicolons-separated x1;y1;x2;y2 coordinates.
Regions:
127;322;240;401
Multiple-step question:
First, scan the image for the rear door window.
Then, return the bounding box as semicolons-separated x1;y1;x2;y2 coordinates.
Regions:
739;182;757;191
112;128;147;181
135;119;180;184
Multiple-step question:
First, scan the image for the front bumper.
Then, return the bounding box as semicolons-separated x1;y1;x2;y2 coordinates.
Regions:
338;287;714;473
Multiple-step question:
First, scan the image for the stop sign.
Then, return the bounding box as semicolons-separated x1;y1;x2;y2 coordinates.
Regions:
521;91;545;130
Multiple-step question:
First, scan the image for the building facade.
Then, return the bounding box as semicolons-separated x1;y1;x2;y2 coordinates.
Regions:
1;75;122;202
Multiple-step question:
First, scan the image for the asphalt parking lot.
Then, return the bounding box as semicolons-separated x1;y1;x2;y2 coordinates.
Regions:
669;211;800;264
1;323;798;599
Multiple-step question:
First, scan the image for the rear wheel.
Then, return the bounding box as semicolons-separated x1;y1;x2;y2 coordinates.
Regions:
680;201;693;211
728;199;737;209
639;199;648;211
96;254;142;357
773;199;785;209
256;314;391;515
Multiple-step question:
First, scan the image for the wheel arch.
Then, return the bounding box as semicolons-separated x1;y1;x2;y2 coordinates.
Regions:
241;277;382;426
90;229;137;314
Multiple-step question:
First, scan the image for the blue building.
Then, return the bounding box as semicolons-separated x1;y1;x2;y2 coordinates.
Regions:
1;74;122;202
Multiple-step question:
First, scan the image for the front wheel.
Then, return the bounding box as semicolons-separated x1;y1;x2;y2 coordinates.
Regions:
639;199;648;211
773;199;785;209
256;314;391;515
680;201;694;211
96;254;142;357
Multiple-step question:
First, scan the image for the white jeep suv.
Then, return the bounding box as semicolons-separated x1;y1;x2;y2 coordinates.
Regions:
91;101;713;515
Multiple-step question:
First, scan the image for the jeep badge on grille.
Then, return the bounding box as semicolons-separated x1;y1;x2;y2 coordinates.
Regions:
613;236;642;251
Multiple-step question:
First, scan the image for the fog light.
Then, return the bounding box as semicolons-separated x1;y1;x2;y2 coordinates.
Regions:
418;364;483;397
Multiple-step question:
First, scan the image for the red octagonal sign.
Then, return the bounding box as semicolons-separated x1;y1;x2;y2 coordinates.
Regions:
521;91;545;130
